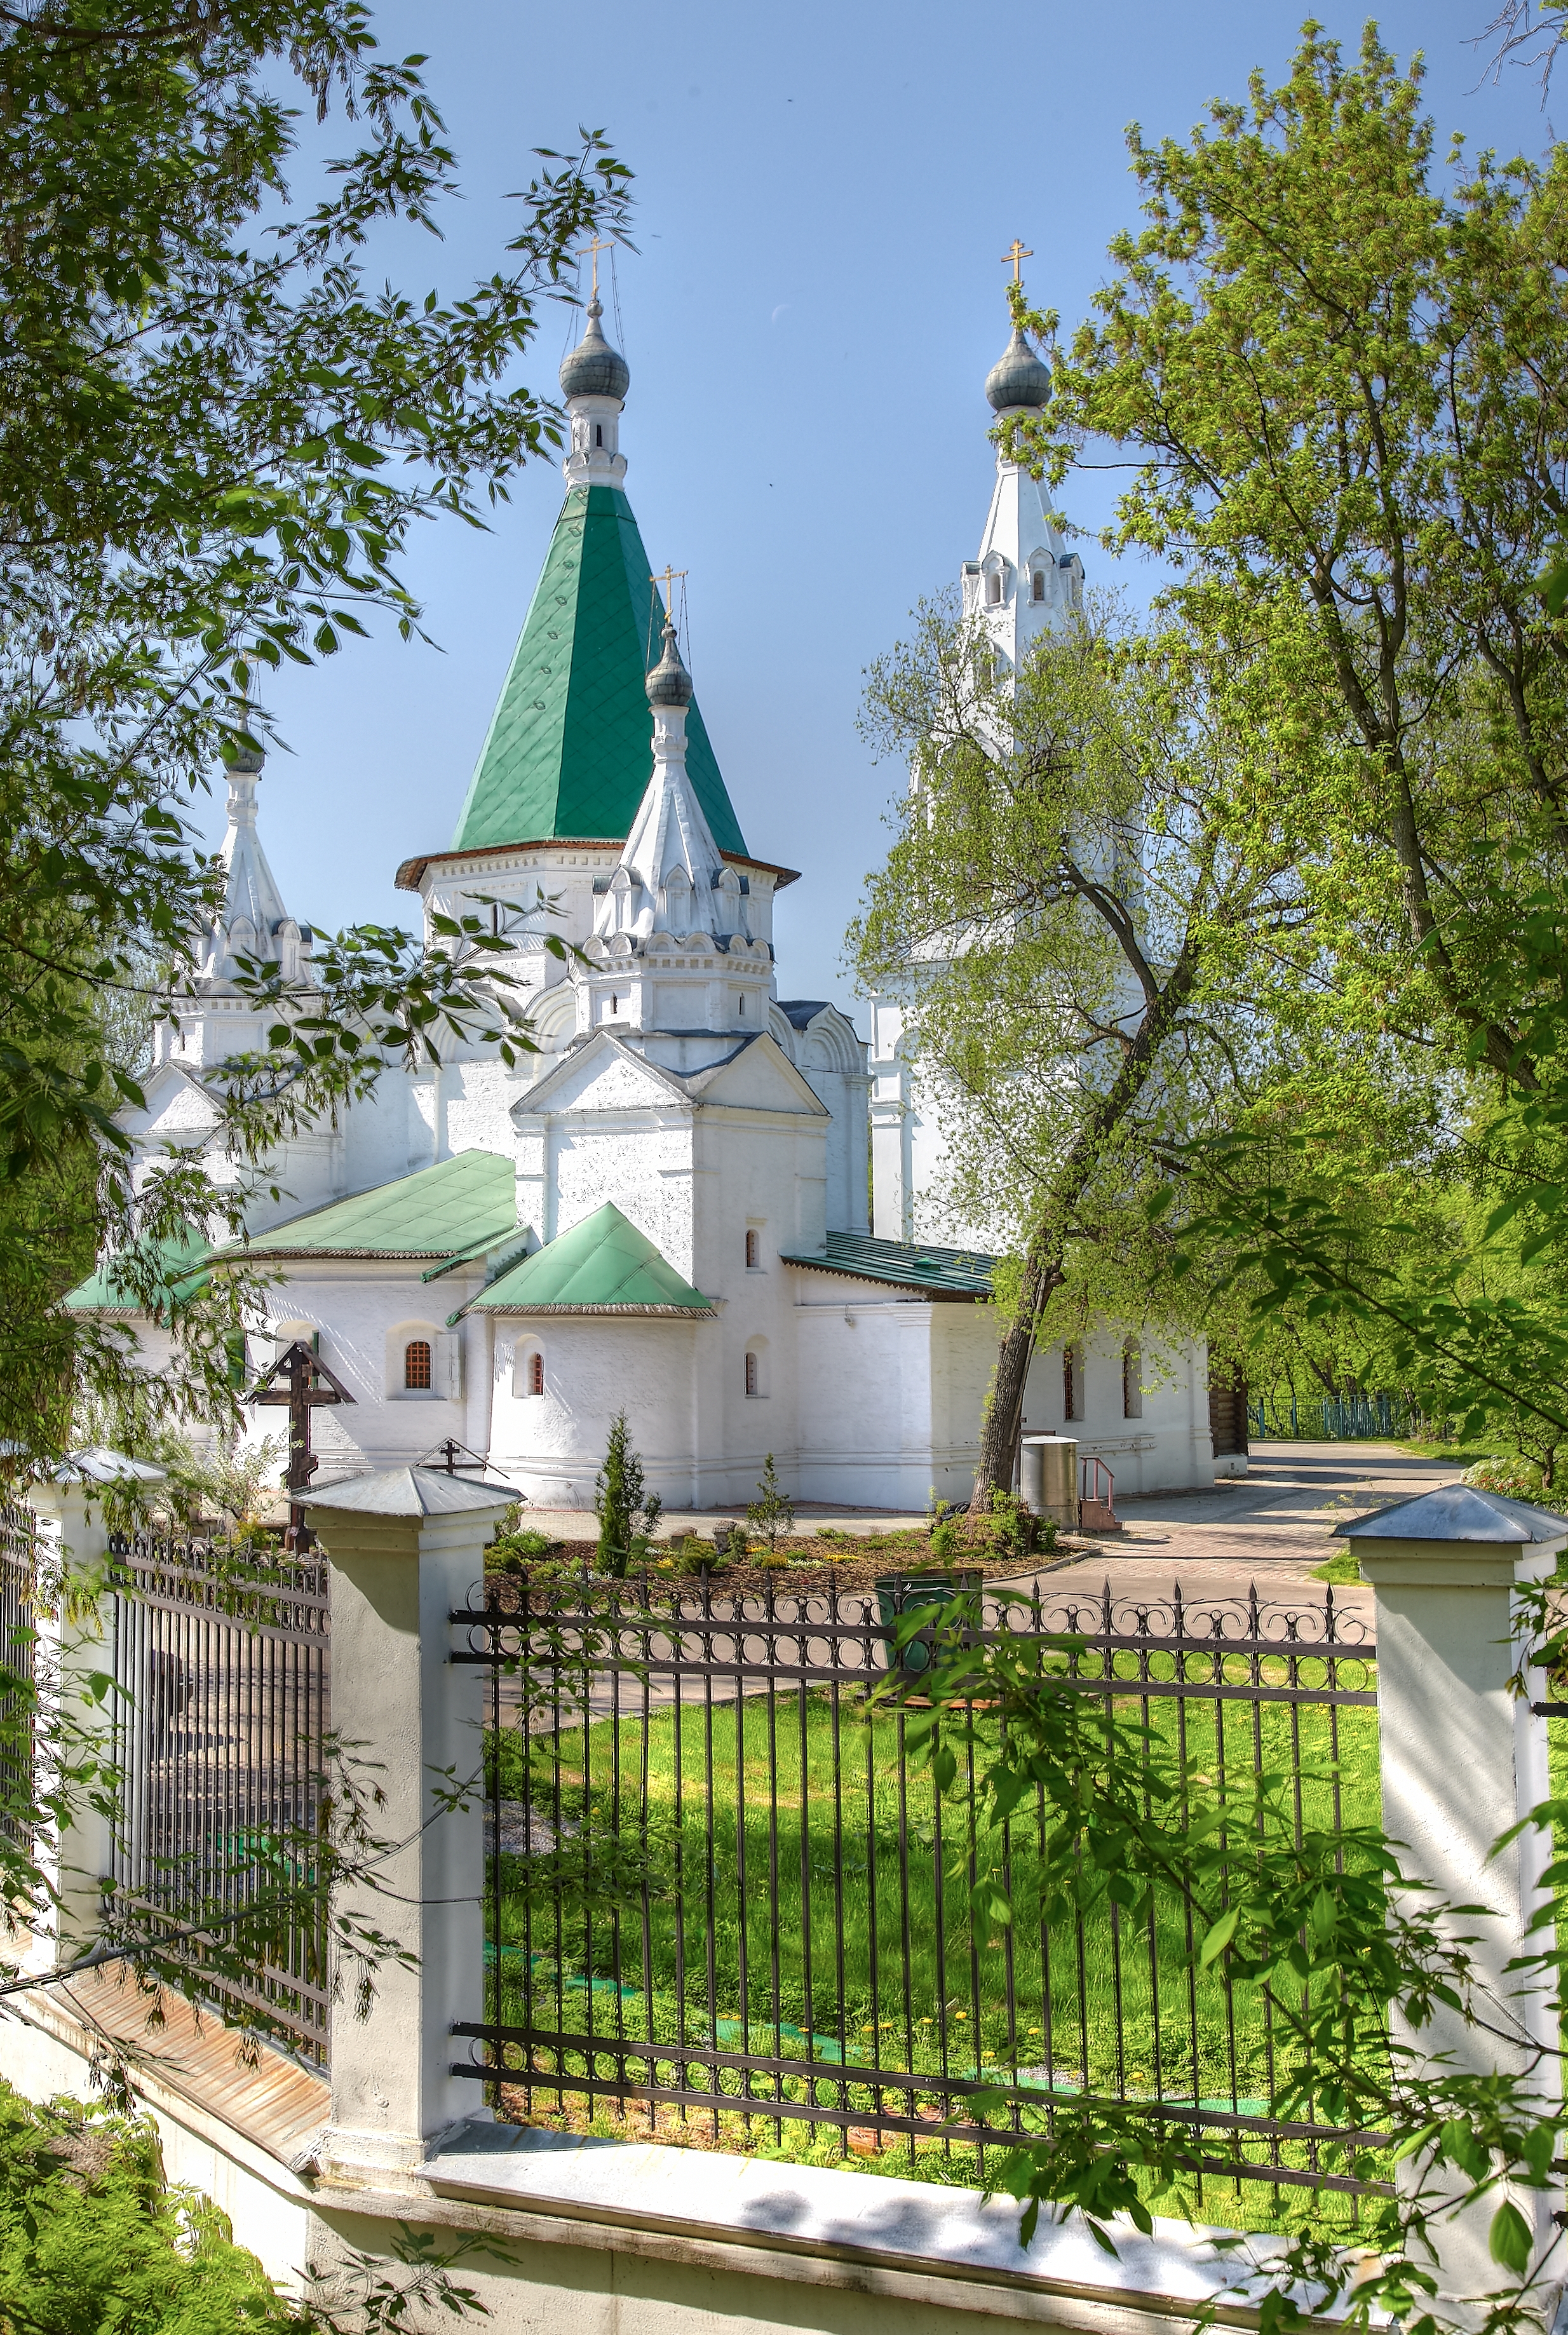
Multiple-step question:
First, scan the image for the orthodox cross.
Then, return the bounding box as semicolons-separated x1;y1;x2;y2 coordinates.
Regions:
1001;239;1033;283
248;1338;355;1549
651;564;686;618
583;234;613;298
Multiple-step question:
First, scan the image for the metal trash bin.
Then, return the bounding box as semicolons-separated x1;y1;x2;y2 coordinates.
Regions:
874;1569;982;1679
1020;1435;1078;1531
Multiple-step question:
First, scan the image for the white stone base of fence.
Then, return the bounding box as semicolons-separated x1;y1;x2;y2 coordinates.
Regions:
0;1974;1283;2335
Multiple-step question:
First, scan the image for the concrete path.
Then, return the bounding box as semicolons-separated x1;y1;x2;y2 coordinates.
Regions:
1032;1440;1464;1627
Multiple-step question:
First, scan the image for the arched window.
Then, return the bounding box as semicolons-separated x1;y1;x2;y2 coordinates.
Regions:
595;423;604;447
1063;1343;1085;1423
405;1339;433;1391
745;1351;759;1398
529;1351;544;1398
745;1229;760;1269
986;569;1003;606
1031;569;1046;602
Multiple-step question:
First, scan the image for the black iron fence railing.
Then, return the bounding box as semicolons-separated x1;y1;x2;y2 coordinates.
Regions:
107;1533;331;2066
0;1506;36;1851
450;1574;1382;2217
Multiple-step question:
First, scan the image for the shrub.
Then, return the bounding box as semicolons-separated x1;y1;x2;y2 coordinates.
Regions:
1463;1455;1558;1505
746;1454;795;1558
0;2083;290;2331
594;1412;663;1577
929;1517;961;1564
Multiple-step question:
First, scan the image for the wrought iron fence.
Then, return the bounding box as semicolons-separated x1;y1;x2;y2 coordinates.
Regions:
107;1532;331;2065
451;1573;1382;2220
0;1506;36;1850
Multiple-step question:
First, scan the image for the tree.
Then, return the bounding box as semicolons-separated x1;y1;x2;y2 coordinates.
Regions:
593;1412;661;1578
855;600;1323;1506
993;22;1568;1470
0;0;629;1478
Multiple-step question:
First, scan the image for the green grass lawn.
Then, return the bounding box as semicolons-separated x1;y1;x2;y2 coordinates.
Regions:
485;1663;1384;2225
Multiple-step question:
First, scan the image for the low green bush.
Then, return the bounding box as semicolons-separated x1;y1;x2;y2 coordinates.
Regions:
0;2083;289;2332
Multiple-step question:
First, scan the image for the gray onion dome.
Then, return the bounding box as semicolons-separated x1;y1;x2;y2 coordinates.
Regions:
645;616;693;708
227;729;264;775
985;325;1052;414
560;297;630;402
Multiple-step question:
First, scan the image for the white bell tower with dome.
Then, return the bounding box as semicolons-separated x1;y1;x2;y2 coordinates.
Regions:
871;267;1079;1244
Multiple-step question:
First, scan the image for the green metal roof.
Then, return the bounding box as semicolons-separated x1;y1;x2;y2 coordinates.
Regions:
235;1151;517;1262
450;485;748;858
457;1201;712;1317
65;1229;210;1313
778;1229;995;1300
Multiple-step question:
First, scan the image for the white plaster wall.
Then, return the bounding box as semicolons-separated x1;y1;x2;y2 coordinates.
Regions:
487;1315;709;1510
794;1278;941;1509
1021;1334;1213;1496
236;1261;489;1479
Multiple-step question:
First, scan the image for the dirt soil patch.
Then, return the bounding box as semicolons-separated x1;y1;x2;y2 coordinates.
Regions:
485;1528;1088;1602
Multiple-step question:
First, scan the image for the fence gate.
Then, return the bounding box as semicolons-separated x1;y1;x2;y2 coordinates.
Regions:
107;1533;331;2065
452;1574;1382;2223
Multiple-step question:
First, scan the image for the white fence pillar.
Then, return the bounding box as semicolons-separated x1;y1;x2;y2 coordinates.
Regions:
1344;1485;1568;2316
299;1466;512;2183
22;1457;162;1975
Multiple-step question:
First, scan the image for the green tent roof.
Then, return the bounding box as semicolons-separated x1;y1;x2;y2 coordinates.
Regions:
236;1151;517;1262
458;1201;712;1317
65;1229;211;1313
778;1229;994;1301
450;485;748;858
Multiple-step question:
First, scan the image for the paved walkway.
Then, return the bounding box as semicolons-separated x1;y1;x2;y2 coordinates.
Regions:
1034;1441;1463;1625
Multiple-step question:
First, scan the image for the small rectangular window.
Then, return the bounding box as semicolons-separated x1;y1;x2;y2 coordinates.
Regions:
1064;1343;1085;1423
745;1351;759;1397
1032;570;1046;602
530;1351;544;1398
1123;1343;1142;1419
745;1229;760;1269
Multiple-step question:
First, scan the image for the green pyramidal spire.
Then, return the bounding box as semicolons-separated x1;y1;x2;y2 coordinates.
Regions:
451;293;748;858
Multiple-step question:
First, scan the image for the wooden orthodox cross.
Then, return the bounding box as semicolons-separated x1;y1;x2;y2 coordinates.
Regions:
248;1338;355;1548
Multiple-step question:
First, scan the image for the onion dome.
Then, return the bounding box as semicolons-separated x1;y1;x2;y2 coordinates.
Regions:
645;616;693;709
985;325;1052;414
560;297;630;403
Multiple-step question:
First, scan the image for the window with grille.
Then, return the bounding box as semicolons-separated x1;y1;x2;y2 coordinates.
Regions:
1064;1343;1085;1422
745;1351;759;1397
745;1229;760;1269
1032;569;1046;602
529;1351;544;1398
405;1339;433;1391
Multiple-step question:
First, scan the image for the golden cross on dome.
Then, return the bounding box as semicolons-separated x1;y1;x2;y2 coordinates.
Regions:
1001;238;1033;284
584;235;613;298
651;564;686;619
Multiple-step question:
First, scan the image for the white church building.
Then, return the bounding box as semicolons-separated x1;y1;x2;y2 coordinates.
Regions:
78;292;1222;1512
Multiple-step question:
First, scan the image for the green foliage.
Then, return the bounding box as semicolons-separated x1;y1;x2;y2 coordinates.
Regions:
0;1;630;1479
855;602;1324;1500
0;2085;290;2332
593;1411;661;1578
745;1454;795;1557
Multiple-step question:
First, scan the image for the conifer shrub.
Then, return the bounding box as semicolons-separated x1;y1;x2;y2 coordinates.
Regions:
594;1412;663;1577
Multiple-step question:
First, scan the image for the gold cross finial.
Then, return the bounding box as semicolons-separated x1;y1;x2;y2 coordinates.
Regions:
1001;238;1033;285
651;564;686;619
584;235;613;299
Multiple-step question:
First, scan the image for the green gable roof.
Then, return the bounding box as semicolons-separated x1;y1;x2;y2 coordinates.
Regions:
450;485;748;859
778;1229;994;1301
236;1151;516;1262
458;1201;712;1318
65;1229;210;1313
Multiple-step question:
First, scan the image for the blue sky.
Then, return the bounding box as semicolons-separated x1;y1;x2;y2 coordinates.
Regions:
227;0;1554;1013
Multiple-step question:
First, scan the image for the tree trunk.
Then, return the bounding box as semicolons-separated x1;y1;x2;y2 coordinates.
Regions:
967;945;1202;1515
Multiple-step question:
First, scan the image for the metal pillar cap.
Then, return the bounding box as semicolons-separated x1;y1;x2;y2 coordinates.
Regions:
1335;1483;1568;1543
